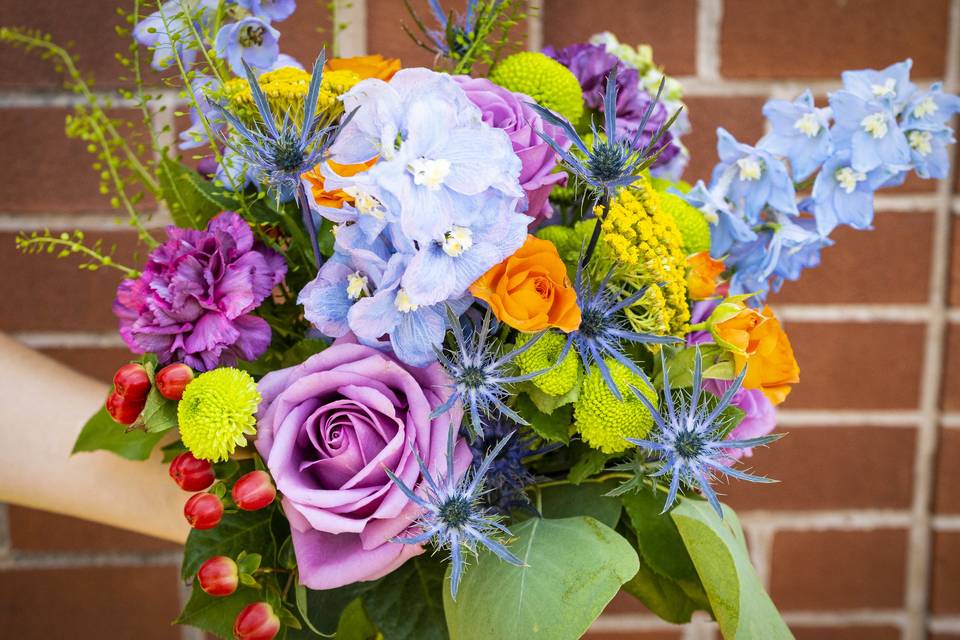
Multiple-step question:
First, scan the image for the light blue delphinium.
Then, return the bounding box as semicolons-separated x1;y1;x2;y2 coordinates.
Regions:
214;16;280;76
901;82;960;130
680;180;757;259
904;126;957;179
767;216;833;294
431;307;548;437
759;90;833;180
840;59;916;112
625;348;782;517
385;426;523;599
811;149;889;236
134;0;218;71
559;262;678;400
710;128;798;220
232;0;297;22
829;90;912;174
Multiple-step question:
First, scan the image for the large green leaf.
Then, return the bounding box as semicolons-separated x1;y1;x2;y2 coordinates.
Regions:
670;499;791;639
335;598;379;640
72;405;165;461
175;581;262;638
620;490;699;582
539;482;621;529
621;548;701;624
292;580;379;638
181;508;276;581
444;517;639;640
365;556;448;640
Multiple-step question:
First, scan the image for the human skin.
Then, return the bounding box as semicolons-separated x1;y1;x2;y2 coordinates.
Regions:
0;333;187;543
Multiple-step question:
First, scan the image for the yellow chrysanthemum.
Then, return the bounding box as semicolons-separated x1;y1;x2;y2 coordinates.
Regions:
657;189;711;255
513;332;579;397
224;66;360;126
574;359;657;454
489;52;585;123
178;368;261;462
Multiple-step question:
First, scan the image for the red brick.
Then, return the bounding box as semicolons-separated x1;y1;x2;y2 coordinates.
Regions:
0;230;142;332
681;96;767;184
780;322;925;410
935;427;960;514
931;531;960;614
792;629;900;640
278;1;333;65
603;590;654;615
39;347;138;384
724;427;915;511
769;529;908;610
0;566;181;639
720;0;949;79
8;506;179;553
586;632;683;640
542;0;697;75
950;221;960;308
774;212;932;305
942;325;960;411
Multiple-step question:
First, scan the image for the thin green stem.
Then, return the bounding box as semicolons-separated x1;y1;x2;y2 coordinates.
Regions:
580;191;611;267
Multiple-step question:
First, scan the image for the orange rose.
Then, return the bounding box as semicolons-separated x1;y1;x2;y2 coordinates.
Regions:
711;302;799;405
470;235;581;333
686;251;725;300
325;55;401;81
301;158;377;209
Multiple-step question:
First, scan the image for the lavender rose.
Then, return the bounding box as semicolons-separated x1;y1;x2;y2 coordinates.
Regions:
255;338;471;589
702;378;776;459
454;76;571;225
113;212;285;371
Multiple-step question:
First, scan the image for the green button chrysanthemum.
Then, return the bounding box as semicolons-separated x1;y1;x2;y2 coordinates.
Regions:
513;332;579;397
178;367;261;462
658;190;711;255
574;360;657;454
490;52;585;124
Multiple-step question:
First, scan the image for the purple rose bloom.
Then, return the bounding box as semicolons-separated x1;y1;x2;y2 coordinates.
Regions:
544;42;678;167
113;212;285;371
454;76;571;225
255;337;472;589
702;378;777;460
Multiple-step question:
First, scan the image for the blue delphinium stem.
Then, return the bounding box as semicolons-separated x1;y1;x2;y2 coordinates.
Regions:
296;181;322;270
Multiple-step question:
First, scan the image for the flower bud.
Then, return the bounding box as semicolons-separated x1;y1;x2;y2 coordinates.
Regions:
706;294;759;355
197;556;239;597
233;602;281;640
156;363;194;401
112;363;151;401
105;391;145;425
183;493;223;530
231;471;276;511
169;452;215;492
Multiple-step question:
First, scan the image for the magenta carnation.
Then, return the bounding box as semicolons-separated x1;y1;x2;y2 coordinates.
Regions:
113;211;286;371
454;75;570;225
255;336;471;589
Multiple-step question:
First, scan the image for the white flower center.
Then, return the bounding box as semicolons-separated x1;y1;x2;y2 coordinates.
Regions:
835;167;867;194
345;272;367;300
913;96;938;119
793;112;821;138
394;289;420;313
860;112;889;139
871;77;897;98
442;226;474;257
908;130;933;156
409;158;451;191
736;157;763;181
344;187;385;219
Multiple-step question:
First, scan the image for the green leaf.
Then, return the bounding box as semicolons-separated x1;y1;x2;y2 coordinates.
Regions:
539;482;621;529
620;490;698;582
181;508;275;581
525;380;579;415
295;581;379;637
175;581;261;638
444;517;639;640
365;556;448;640
516;394;570;444
72;404;165;461
567;446;614;484
157;155;221;229
336;598;379;640
279;338;329;368
138;386;179;433
621;548;701;624
670;499;791;639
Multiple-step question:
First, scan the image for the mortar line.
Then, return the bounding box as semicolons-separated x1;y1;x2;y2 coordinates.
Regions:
526;1;544;52
0;550;182;570
334;0;367;57
695;0;722;80
774;409;921;427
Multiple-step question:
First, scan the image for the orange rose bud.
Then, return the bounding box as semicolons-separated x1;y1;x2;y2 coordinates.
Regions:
469;235;581;333
686;252;725;300
325;54;401;81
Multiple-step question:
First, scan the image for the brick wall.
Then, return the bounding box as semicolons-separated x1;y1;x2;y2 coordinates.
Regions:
0;1;957;639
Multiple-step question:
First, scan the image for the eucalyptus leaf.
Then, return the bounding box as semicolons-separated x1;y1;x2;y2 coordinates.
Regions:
621;547;701;624
181;508;275;581
365;556;448;640
539;482;621;529
72;404;165;461
444;517;639;640
620;490;698;581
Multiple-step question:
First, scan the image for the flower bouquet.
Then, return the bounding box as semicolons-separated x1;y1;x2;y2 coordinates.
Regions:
6;1;959;639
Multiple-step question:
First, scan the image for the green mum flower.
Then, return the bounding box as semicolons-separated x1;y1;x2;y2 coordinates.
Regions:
658;190;711;255
490;52;585;124
574;359;657;454
513;332;579;397
178;367;261;462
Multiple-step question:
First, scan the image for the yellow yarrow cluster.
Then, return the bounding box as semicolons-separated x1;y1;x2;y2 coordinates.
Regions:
224;66;361;127
574;359;657;454
513;332;579;397
178;367;261;462
489;52;585;124
656;189;711;255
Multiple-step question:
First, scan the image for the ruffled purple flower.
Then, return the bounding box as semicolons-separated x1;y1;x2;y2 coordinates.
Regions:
702;378;777;460
113;212;286;371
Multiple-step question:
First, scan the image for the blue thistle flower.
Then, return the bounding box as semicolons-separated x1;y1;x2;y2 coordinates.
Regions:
432;306;549;437
402;0;503;62
385;427;523;599
626;348;782;517
560;262;678;401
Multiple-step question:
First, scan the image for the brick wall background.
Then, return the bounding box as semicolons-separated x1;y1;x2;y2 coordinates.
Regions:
0;1;957;638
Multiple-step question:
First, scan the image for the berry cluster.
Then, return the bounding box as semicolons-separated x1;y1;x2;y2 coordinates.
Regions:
105;362;194;425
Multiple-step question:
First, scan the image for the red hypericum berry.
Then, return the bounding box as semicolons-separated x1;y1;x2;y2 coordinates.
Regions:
155;363;194;401
112;363;151;401
231;471;276;511
169;452;215;492
197;556;239;597
105;391;145;425
183;493;223;530
233;602;280;640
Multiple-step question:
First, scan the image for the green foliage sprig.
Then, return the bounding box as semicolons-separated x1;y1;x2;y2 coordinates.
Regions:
15;229;140;277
